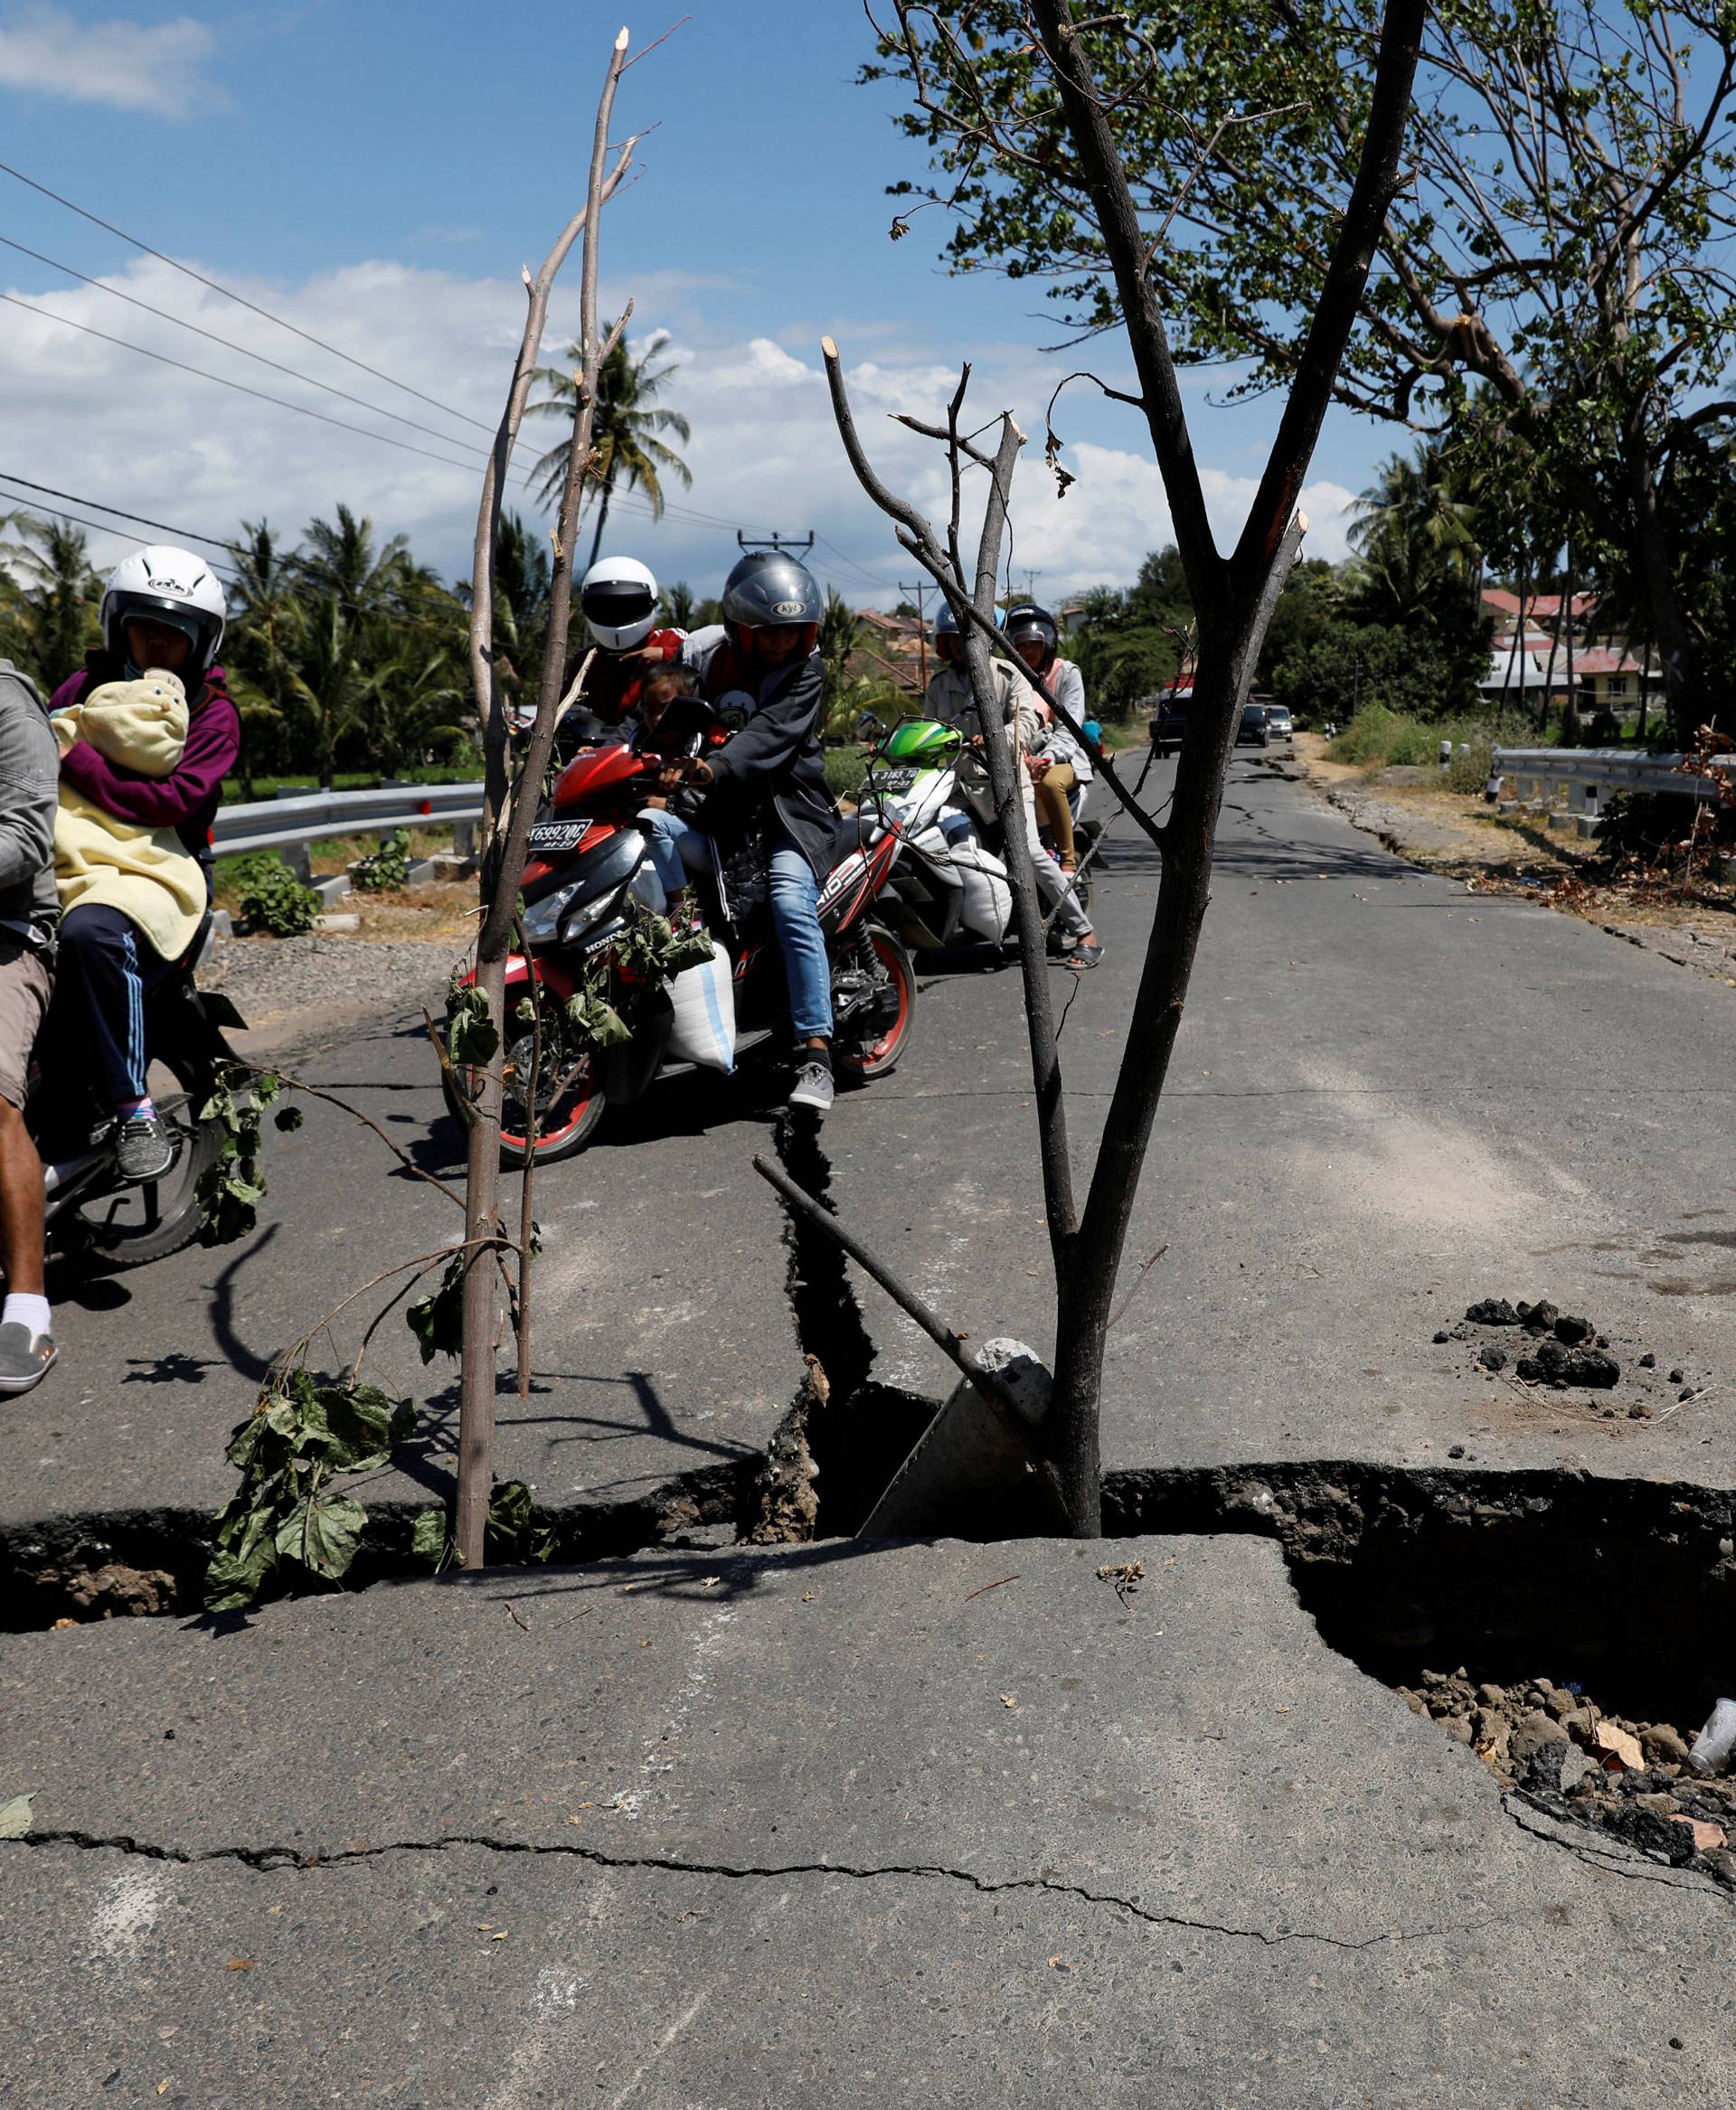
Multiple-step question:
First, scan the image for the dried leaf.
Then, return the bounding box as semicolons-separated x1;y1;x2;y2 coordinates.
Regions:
1000;1693;1017;1708
226;1956;255;1972
0;1793;33;1838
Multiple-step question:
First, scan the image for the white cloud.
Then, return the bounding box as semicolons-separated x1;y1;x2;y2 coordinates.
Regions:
0;5;220;117
0;255;1356;623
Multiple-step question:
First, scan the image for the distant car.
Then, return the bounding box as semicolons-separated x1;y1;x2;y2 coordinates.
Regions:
1235;703;1271;748
1149;684;1192;756
1263;703;1294;743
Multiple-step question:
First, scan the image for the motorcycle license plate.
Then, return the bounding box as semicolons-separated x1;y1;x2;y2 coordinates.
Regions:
528;819;590;852
871;768;917;794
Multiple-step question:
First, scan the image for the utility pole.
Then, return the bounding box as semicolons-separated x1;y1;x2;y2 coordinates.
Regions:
1022;566;1044;606
736;529;816;560
898;578;932;689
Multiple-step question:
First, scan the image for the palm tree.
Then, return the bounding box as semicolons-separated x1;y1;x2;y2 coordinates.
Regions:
528;325;693;564
222;523;301;797
295;504;410;615
663;579;698;630
0;512;100;688
816;587;863;717
491;513;552;708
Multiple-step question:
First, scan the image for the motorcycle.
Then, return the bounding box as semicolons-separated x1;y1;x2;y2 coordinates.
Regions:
445;702;919;1167
31;922;242;1269
849;716;1015;954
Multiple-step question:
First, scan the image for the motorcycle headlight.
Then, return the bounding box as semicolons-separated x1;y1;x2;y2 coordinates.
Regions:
561;888;622;940
522;881;580;941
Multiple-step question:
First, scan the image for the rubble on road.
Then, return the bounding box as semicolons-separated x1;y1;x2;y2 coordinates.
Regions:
1399;1666;1736;1883
1427;1291;1712;1420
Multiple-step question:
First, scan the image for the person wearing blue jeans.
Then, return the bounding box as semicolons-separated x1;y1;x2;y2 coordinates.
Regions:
652;551;840;1116
640;810;832;1043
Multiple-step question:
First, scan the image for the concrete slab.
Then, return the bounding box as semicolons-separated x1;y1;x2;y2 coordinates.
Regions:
1;1540;1731;2104
859;1336;1061;1536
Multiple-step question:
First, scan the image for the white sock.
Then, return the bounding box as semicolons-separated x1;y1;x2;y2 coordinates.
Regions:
3;1292;51;1341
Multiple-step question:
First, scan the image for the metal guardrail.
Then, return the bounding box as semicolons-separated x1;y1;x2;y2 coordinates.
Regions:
1488;747;1735;836
1490;746;1731;797
212;782;482;865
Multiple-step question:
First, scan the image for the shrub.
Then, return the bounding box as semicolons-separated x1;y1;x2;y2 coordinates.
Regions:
352;828;410;892
234;853;320;937
825;748;869;804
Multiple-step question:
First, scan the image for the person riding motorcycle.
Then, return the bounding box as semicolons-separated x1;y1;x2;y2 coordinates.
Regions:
48;547;238;1182
923;603;1101;966
1003;600;1094;875
551;554;691;749
640;551;841;1114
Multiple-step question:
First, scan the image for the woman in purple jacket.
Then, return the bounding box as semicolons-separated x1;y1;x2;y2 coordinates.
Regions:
51;547;239;1183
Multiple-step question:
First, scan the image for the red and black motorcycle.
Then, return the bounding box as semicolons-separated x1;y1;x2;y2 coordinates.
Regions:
443;704;917;1165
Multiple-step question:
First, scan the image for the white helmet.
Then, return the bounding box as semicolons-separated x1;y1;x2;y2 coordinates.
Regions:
579;554;658;653
101;544;227;681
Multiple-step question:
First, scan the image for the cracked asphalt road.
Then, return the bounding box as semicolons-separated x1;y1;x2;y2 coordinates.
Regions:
9;750;1736;1539
5;1539;1733;2104
6;755;1736;2100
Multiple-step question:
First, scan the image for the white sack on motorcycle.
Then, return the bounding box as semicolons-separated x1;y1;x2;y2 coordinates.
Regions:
665;944;736;1072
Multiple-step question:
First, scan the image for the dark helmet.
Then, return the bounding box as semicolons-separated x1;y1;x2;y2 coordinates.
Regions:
1003;600;1059;669
931;598;966;659
721;551;823;661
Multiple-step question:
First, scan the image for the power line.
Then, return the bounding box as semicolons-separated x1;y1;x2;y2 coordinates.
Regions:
0;231;517;466
0;485;241;577
0;155;502;440
0;292;526;484
0;470;235;551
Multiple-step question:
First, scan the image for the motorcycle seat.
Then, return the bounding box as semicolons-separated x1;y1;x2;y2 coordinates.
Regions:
830;811;881;860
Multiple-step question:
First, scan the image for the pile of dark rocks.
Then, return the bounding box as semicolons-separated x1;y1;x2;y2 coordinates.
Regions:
1433;1295;1702;1417
1400;1666;1736;1883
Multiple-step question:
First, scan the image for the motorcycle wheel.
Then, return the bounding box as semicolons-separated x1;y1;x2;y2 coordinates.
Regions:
442;998;608;1169
835;922;917;1081
76;1050;222;1268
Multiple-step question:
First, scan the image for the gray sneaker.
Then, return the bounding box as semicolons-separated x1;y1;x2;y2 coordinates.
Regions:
0;1320;54;1395
116;1112;177;1183
788;1053;835;1116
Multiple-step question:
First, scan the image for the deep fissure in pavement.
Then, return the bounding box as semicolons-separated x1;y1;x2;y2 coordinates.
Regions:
742;1117;936;1541
1109;1461;1736;1724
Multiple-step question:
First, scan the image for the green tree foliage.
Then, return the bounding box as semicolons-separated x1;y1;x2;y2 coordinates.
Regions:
529;324;693;565
1064;548;1194;717
226;504;471;787
817;586;863;718
867;0;1736;739
0;513;99;688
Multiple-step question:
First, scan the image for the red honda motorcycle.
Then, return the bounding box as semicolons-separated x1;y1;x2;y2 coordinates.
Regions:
443;704;917;1166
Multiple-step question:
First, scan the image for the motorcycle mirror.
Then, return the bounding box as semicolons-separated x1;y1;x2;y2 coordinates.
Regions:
854;710;885;742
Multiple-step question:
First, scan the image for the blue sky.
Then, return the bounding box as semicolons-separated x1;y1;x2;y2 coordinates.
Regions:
0;0;1388;603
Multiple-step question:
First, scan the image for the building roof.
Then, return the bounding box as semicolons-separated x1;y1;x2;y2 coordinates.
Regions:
1480;588;1599;620
1572;645;1652;676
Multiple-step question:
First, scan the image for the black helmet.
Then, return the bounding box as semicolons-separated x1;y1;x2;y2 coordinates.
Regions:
722;551;822;629
721;551;822;661
931;598;968;661
1004;600;1059;668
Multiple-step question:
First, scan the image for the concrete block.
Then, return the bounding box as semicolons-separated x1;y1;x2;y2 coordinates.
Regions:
1574;815;1605;839
314;872;353;905
405;858;439;886
859;1337;1068;1540
426;853;480;881
1546;809;1576;831
313;912;360;935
